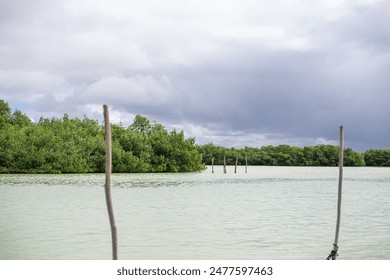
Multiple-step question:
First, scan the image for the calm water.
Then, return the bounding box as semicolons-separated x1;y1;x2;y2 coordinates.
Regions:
0;166;389;260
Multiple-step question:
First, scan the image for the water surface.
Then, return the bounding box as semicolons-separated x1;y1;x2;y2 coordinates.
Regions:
0;166;389;259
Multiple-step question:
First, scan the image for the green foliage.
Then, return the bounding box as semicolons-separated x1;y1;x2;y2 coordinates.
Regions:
198;144;369;167
0;100;12;129
0;105;205;173
1;99;389;172
344;148;365;166
11;110;32;127
364;149;390;166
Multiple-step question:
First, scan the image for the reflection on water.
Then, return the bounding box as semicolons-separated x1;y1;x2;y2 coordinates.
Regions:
0;166;389;260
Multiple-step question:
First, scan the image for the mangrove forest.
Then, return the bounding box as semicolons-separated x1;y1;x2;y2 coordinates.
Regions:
1;100;390;173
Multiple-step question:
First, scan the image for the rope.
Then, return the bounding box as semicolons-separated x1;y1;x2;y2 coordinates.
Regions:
326;244;339;260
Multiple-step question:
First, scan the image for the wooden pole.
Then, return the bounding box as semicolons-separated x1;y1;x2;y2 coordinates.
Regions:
245;155;248;173
223;156;227;174
103;105;118;260
199;154;203;173
327;125;344;260
211;157;214;173
235;157;238;173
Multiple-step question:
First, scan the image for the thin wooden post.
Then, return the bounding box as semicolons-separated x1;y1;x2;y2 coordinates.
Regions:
327;125;344;260
211;157;214;173
223;156;227;174
245;155;248;173
103;105;118;260
234;157;238;173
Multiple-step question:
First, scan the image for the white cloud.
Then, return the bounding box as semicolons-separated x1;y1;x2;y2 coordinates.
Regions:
0;70;66;92
167;122;338;148
1;0;389;150
0;70;72;105
80;74;180;109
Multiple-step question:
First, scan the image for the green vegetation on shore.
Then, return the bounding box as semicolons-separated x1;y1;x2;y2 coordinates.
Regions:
0;100;204;173
198;144;367;166
198;144;390;167
1;100;390;173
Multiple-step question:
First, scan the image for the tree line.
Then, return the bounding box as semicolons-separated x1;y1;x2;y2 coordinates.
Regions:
0;100;204;173
198;143;390;167
1;100;390;173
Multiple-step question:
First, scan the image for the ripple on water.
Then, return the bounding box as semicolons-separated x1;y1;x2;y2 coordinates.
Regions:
0;167;389;259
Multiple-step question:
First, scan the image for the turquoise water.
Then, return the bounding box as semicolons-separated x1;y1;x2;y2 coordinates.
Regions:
0;166;389;259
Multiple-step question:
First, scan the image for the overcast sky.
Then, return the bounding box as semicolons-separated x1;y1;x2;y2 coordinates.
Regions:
1;0;389;150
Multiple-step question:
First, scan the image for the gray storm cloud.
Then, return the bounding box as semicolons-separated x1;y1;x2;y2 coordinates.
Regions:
1;0;389;150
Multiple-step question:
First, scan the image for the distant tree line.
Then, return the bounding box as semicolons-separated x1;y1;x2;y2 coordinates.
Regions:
0;100;204;173
1;100;390;173
197;143;390;167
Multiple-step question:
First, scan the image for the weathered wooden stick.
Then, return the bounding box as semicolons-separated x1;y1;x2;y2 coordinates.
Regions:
235;157;238;173
327;125;344;260
245;155;248;173
103;105;118;260
211;157;214;173
223;156;227;174
334;125;344;258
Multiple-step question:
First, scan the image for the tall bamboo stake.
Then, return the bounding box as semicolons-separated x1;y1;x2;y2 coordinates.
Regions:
327;125;344;260
235;157;238;173
245;155;248;173
211;157;214;173
103;105;118;260
223;156;227;174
